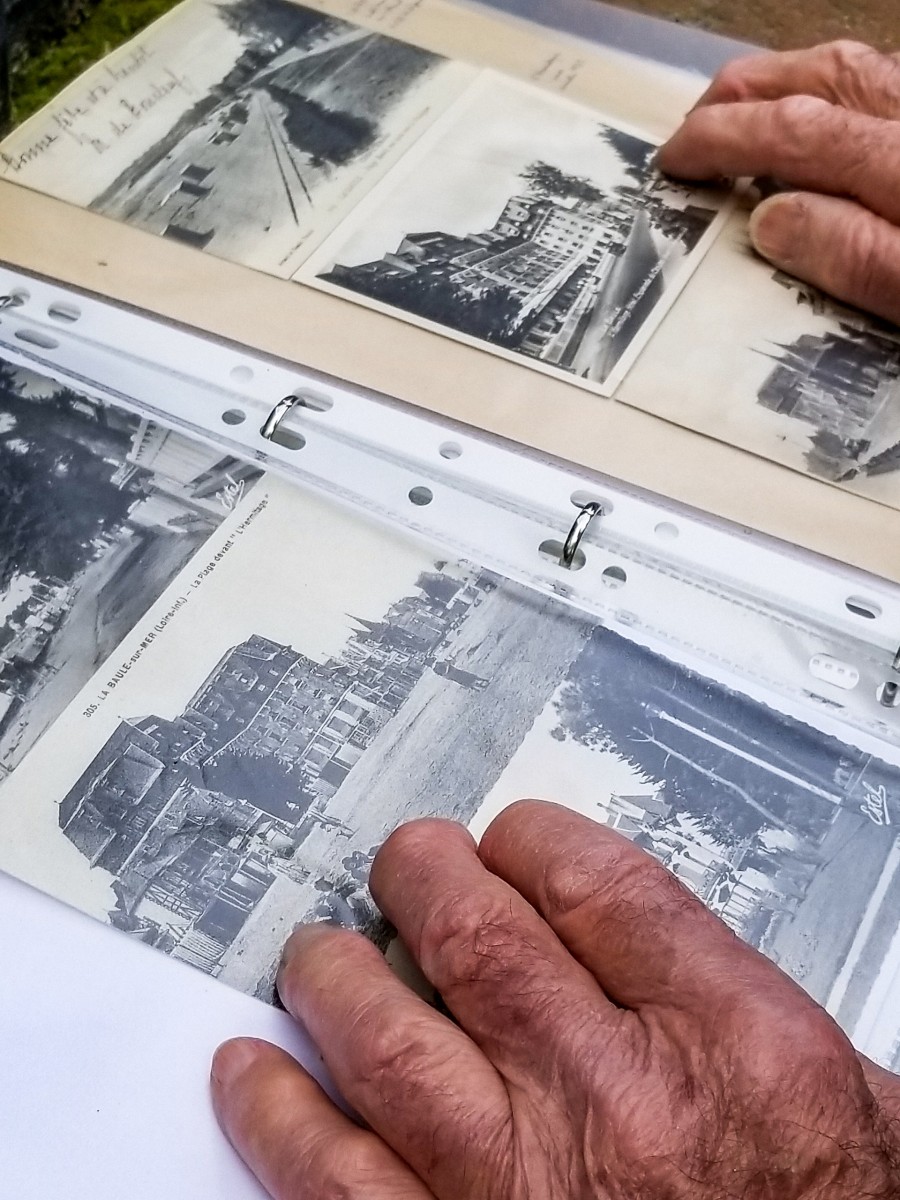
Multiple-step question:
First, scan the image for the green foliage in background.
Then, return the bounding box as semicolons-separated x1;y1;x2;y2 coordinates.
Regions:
9;0;184;127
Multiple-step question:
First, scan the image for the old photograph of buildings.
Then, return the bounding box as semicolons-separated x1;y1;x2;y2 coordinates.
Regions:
755;275;900;483
303;72;727;395
618;214;900;508
1;478;897;1071
0;0;472;278
88;0;470;277
0;354;262;777
0;481;597;997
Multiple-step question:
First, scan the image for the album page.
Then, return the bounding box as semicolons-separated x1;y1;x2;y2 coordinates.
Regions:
1;0;899;570
0;348;898;1077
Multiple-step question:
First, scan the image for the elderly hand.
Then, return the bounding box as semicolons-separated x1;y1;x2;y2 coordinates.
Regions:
210;800;900;1199
659;41;900;324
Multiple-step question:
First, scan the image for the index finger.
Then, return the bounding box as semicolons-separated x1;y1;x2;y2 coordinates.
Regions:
694;41;900;120
658;96;900;225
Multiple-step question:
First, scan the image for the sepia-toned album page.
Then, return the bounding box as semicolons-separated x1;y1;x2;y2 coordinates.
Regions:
1;0;899;573
2;180;899;581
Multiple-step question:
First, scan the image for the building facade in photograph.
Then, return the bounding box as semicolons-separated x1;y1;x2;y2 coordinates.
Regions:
324;190;628;354
322;170;717;382
58;567;486;972
755;325;900;480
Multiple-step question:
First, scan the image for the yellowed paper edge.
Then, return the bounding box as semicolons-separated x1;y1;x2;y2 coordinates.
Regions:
1;181;897;584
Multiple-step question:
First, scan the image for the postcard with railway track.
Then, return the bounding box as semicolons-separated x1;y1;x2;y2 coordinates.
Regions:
0;0;727;392
1;464;899;1073
0;0;475;278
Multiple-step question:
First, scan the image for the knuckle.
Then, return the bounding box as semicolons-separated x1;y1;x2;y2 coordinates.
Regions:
759;1007;855;1088
298;1130;394;1199
825;38;877;73
606;856;697;925
354;1017;438;1104
771;93;833;139
542;838;695;930
768;95;840;175
823;39;900;118
708;56;759;102
419;891;519;984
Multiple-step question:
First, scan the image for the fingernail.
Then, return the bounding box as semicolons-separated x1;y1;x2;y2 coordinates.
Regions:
276;920;341;1002
748;192;805;263
281;919;339;968
211;1038;262;1091
655;140;674;173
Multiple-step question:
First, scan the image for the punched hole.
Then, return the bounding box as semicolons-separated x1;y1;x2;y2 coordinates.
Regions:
229;365;254;383
47;302;81;323
602;565;627;588
538;539;586;571
222;409;246;426
439;442;462;460
877;681;900;709
654;521;679;540
845;596;882;620
269;428;306;451
296;391;333;413
14;329;58;349
570;489;611;514
408;486;433;507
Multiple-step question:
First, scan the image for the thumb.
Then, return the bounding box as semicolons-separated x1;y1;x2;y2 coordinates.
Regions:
748;191;900;324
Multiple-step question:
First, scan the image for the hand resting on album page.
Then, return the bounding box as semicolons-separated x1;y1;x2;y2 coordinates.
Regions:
210;800;900;1199
659;40;900;326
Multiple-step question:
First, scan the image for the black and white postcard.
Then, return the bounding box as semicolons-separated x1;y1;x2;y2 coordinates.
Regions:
0;353;261;776
1;476;897;1072
303;72;729;395
620;209;900;508
0;0;473;276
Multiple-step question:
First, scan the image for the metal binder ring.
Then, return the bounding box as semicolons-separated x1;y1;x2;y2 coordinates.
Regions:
260;394;299;441
0;294;24;311
560;501;603;568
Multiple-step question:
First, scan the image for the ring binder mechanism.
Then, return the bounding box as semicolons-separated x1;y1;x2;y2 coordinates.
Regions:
2;262;900;758
260;394;300;442
561;501;603;568
0;294;23;310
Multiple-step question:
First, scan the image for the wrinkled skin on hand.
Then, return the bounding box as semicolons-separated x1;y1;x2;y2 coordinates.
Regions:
659;40;900;325
210;800;900;1199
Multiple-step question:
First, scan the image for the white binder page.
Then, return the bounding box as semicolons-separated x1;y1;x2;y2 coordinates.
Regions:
0;871;325;1200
